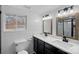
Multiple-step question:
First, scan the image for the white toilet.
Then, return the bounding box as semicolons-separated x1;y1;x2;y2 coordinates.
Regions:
14;39;29;54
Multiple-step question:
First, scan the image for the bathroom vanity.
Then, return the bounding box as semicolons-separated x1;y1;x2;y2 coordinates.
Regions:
33;34;79;54
33;36;67;54
33;6;79;54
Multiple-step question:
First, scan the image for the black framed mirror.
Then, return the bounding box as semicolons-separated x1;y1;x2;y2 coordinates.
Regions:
43;19;52;35
56;16;76;39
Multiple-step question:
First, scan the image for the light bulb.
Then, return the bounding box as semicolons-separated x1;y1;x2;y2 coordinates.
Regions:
69;9;74;16
62;11;67;17
43;16;52;20
58;13;61;17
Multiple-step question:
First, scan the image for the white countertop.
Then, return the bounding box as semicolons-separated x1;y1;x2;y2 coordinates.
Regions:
33;34;79;54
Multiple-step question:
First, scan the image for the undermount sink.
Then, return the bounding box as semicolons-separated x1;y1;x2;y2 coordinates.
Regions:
52;40;73;49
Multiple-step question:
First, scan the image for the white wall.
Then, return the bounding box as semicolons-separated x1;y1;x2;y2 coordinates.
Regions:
1;5;42;54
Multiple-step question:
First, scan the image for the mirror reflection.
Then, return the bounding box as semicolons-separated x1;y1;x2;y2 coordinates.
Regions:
56;17;76;39
57;19;63;36
43;16;52;36
43;19;52;34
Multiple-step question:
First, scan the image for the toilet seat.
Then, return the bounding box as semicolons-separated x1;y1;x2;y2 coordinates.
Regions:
18;50;28;54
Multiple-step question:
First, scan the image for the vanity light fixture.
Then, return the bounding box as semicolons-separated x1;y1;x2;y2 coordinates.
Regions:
57;10;63;17
57;6;74;17
70;6;73;10
43;16;52;20
43;14;52;20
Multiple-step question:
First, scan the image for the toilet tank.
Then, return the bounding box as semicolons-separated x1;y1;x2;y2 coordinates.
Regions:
14;39;28;52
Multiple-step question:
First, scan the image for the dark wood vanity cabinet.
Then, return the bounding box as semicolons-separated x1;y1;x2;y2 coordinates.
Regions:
33;37;38;53
33;37;45;54
33;36;68;54
37;39;45;54
45;42;59;54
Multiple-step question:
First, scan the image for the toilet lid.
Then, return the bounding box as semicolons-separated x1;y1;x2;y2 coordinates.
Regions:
18;50;28;54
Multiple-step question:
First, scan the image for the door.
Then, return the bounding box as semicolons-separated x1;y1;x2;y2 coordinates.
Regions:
33;37;38;53
45;42;57;54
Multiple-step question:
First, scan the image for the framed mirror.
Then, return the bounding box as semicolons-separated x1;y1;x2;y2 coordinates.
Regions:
56;17;76;39
43;19;52;35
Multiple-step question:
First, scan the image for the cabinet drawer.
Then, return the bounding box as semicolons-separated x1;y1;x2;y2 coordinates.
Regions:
45;42;56;49
45;42;59;53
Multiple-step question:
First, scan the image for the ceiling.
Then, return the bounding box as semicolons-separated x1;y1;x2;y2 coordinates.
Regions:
25;5;60;14
8;5;61;15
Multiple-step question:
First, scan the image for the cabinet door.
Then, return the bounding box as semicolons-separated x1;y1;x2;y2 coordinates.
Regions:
0;11;1;53
38;39;45;54
45;42;58;54
33;37;38;53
